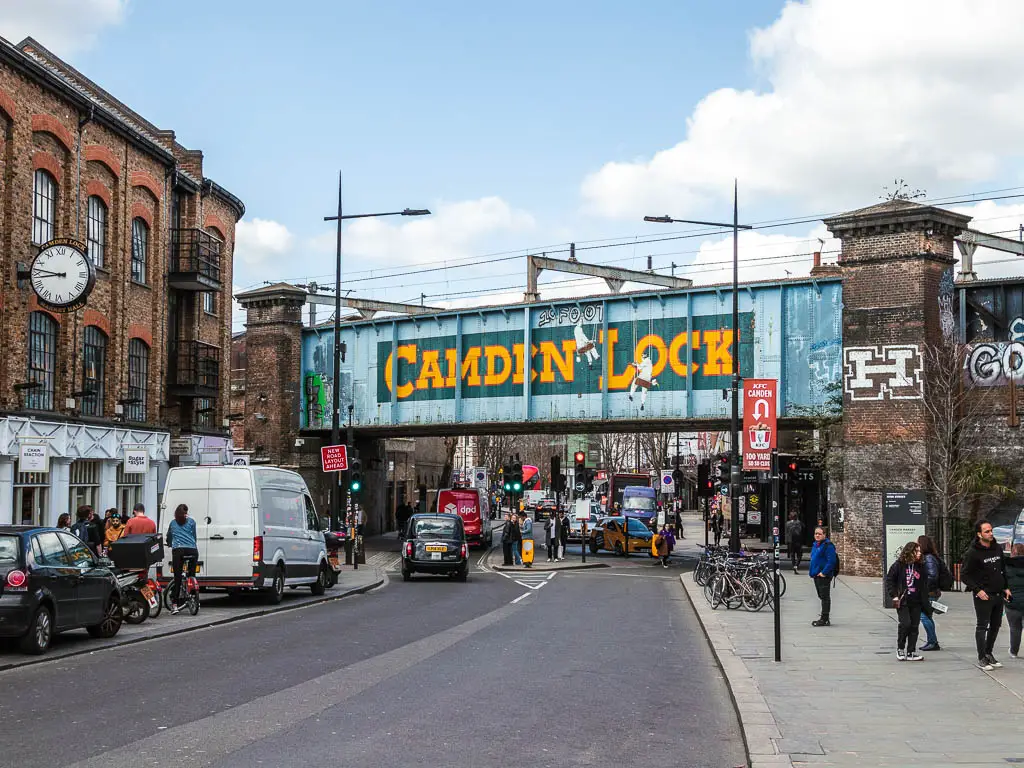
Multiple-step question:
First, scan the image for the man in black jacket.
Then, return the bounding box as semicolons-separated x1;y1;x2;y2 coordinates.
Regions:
961;519;1012;671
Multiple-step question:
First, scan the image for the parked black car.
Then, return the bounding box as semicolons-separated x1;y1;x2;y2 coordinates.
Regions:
0;526;124;654
401;514;469;582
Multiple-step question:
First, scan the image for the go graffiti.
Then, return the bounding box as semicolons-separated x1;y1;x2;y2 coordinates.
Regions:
966;342;1024;386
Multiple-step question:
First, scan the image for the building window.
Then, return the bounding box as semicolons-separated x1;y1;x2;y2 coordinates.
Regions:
196;397;214;428
81;326;107;417
69;460;101;516
14;469;49;526
27;311;58;410
86;195;107;268
32;169;57;244
203;291;216;314
127;339;149;422
116;464;143;515
131;217;148;284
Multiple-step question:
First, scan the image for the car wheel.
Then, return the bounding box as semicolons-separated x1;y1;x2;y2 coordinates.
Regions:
20;606;53;655
614;542;624;556
124;594;150;625
87;594;124;638
457;565;468;582
311;563;329;596
266;565;285;605
589;540;599;554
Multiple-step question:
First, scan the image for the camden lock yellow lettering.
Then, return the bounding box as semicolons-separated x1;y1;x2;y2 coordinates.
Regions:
382;330;736;399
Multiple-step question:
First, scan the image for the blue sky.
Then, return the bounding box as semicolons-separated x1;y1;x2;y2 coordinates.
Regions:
6;0;1024;328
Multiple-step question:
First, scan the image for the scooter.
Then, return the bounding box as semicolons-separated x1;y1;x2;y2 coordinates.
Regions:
115;569;162;624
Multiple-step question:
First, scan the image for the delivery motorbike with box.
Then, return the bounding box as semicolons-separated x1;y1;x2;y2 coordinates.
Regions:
107;533;165;624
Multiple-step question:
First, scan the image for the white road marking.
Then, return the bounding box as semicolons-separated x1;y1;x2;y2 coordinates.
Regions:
511;592;532;604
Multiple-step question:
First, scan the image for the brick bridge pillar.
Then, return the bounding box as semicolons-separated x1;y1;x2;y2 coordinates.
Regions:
824;201;971;577
236;283;307;467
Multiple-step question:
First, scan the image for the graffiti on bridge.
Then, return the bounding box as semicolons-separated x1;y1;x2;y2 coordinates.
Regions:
843;345;924;401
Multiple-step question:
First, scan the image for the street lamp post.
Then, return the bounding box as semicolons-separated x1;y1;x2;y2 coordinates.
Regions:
644;181;752;553
323;171;430;532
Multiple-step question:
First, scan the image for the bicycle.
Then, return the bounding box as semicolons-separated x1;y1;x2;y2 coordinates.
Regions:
163;554;201;616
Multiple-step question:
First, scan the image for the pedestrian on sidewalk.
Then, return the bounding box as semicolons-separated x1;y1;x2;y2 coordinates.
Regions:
508;512;522;566
124;502;157;535
785;512;804;574
56;513;72;532
674;505;684;540
961;519;1011;671
555;510;569;561
544;513;555;562
655;523;675;568
103;510;126;554
809;526;837;627
1004;543;1024;659
886;541;928;661
520;512;534;568
501;512;514;566
917;534;943;651
711;510;724;548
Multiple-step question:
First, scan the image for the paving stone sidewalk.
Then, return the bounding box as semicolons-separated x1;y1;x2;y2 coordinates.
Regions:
680;566;1024;767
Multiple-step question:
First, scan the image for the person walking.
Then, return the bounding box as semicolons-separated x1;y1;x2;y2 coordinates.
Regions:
103;510;126;554
507;511;522;566
124;502;157;535
961;519;1011;671
501;512;514;566
165;503;199;615
886;540;928;661
917;534;943;651
558;510;570;561
808;526;837;627
711;510;725;547
785;512;805;574
1005;543;1024;660
520;512;534;568
655;523;675;568
544;513;555;562
56;512;72;532
72;505;103;554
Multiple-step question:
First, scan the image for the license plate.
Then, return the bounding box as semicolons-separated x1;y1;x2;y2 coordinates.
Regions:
194;564;201;575
425;545;446;552
141;586;153;600
431;552;442;560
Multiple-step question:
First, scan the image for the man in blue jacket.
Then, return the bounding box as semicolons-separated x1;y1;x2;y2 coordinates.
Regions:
809;526;838;627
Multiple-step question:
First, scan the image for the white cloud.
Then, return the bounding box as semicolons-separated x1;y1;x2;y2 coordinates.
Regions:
581;0;1024;219
0;0;129;55
234;217;295;283
952;200;1024;280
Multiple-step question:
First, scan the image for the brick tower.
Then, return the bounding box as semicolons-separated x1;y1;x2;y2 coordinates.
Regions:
824;200;971;577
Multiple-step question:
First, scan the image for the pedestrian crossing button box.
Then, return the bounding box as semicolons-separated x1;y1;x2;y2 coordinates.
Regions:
109;534;164;569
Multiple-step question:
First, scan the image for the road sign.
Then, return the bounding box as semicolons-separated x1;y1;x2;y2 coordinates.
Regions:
742;378;778;471
574;499;591;521
321;444;349;472
660;473;674;494
574;481;585;493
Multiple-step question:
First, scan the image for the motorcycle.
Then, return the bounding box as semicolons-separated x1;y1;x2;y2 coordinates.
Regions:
115;569;162;624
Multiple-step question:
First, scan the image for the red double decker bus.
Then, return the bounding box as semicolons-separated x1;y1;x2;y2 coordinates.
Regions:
521;465;542;492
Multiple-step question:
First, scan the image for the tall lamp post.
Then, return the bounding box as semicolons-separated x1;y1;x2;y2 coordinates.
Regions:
644;181;752;553
323;171;430;531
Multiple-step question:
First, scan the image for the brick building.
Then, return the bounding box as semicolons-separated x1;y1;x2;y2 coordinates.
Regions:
0;36;244;525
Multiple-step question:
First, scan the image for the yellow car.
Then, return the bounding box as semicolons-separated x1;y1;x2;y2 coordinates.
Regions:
589;516;655;556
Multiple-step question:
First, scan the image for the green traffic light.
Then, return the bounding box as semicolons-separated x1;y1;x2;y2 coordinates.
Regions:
513;482;522;492
351;480;362;492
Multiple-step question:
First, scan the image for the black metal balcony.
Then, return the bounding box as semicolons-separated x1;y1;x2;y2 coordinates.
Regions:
169;228;222;291
169;340;221;398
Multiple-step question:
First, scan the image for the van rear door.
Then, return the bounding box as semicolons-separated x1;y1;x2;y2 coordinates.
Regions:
437;489;483;540
160;468;211;574
205;468;257;580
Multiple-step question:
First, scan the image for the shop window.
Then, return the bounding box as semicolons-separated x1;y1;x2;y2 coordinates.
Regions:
27;311;58;410
81;326;107;417
131;217;148;284
127;339;148;422
116;464;143;514
32;169;56;244
14;469;49;526
69;460;101;516
86;195;106;267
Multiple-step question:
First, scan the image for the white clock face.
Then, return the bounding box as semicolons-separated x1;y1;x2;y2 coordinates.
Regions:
30;240;95;310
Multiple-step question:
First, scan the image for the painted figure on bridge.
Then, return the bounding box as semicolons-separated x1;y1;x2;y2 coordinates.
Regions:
573;320;600;367
627;352;658;411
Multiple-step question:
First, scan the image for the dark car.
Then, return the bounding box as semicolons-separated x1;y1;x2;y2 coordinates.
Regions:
401;514;469;582
535;498;559;521
0;526;123;654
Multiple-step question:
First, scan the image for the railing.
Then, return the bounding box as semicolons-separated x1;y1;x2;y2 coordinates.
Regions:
927;515;975;592
169;228;221;284
169;340;221;394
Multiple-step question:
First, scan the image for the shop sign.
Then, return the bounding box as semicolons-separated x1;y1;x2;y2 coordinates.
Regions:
169;438;192;456
18;443;49;473
123;449;150;474
742;379;778;470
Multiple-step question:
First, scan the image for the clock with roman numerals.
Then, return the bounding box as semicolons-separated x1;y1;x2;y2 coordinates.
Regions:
29;238;95;313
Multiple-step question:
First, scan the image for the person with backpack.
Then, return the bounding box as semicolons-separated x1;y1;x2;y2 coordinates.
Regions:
1003;543;1024;660
917;534;949;651
72;505;103;554
785;512;805;574
809;526;838;627
886;540;928;661
961;519;1011;671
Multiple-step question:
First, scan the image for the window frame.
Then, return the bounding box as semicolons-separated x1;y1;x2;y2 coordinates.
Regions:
81;326;107;417
202;291;216;315
27;311;58;410
126;338;149;422
131;217;148;284
32;169;57;245
86;195;107;268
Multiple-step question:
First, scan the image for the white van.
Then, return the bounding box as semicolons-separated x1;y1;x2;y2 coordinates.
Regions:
158;466;331;603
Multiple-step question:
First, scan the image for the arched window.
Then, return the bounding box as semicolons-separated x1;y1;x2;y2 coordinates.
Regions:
127;339;149;422
86;196;107;267
27;312;58;410
131;218;148;284
32;170;56;244
81;326;107;417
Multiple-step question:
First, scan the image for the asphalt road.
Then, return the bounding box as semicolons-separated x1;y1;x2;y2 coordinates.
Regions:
0;557;745;768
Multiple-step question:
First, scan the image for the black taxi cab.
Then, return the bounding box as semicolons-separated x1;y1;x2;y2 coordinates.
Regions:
401;513;469;582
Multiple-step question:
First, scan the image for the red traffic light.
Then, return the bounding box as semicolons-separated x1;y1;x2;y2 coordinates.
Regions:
788;462;798;472
574;451;585;463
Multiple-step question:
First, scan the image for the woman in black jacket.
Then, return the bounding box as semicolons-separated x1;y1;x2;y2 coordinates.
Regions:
886;541;929;661
1005;543;1024;659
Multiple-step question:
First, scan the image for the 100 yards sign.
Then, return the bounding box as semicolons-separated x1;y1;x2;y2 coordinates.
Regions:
742;379;777;471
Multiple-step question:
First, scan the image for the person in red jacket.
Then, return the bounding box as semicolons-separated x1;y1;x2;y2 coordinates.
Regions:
123;502;157;535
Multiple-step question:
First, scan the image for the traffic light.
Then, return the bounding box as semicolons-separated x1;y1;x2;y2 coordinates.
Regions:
672;467;685;498
717;454;730;490
502;462;512;492
349;453;363;494
511;461;523;493
574;451;586;493
551;456;563;494
696;461;713;497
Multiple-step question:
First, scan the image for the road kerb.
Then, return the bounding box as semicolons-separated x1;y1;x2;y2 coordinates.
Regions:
678;574;793;768
0;571;385;673
482;546;610;572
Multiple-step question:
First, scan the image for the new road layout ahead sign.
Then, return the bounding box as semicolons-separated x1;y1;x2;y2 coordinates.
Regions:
321;444;349;472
